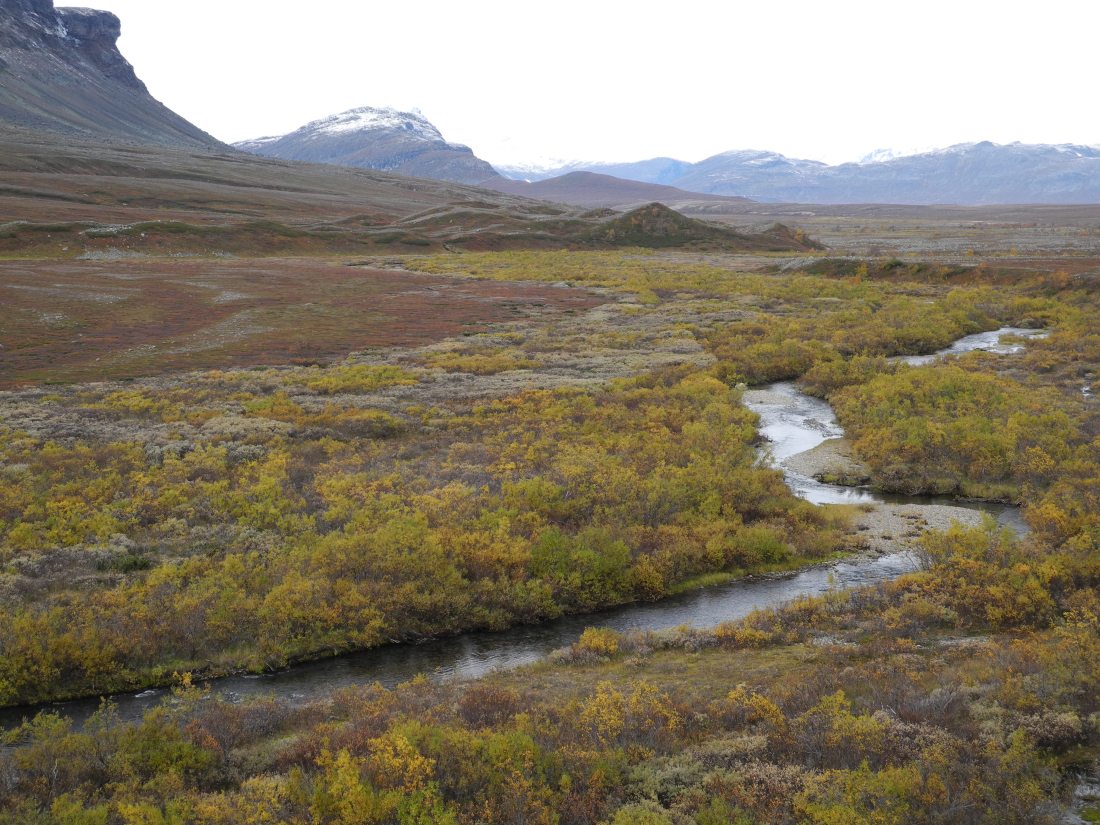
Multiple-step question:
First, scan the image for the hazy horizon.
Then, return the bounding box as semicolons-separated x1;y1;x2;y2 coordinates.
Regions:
81;0;1100;166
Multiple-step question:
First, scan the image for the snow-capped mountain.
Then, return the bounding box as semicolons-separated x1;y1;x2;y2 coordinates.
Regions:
494;158;594;182
671;150;827;197
506;142;1100;204
234;106;501;185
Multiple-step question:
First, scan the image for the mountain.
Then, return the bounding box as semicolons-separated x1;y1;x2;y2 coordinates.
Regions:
677;142;1100;204
0;0;220;148
480;170;754;210
234;107;502;185
497;157;693;185
504;143;1100;205
672;150;828;200
581;158;696;185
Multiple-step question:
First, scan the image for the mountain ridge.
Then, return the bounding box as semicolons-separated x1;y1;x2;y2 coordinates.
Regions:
501;141;1100;204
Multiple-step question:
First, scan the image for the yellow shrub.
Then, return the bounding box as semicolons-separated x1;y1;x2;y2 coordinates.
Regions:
304;364;418;395
575;627;621;657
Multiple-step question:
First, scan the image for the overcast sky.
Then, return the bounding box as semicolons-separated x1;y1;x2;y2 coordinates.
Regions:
87;0;1098;167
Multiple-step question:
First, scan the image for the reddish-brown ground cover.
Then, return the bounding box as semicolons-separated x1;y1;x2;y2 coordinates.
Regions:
0;257;603;386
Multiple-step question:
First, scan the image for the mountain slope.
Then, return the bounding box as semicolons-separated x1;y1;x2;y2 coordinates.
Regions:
0;0;221;148
480;170;754;210
0;128;816;258
235;107;502;185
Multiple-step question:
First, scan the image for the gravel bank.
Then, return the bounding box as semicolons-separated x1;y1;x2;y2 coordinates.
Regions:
782;437;870;483
742;388;793;406
853;503;987;555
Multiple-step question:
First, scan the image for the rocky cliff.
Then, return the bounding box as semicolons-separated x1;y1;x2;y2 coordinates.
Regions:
0;0;221;147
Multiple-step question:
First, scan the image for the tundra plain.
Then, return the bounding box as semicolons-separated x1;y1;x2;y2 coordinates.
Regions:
1;192;1098;824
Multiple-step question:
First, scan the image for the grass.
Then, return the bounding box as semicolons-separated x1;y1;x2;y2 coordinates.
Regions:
668;571;740;593
492;641;820;711
668;550;855;597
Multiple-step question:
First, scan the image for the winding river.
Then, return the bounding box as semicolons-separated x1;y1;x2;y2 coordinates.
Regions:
0;327;1045;730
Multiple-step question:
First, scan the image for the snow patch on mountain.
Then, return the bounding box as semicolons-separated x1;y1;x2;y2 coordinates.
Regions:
234;135;281;150
302;107;443;142
858;146;932;164
233;106;501;185
494;157;601;181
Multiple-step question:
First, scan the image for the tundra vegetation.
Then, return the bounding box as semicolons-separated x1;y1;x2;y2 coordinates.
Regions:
1;248;1098;823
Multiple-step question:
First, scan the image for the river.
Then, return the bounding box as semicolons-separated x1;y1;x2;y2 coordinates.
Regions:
0;327;1044;730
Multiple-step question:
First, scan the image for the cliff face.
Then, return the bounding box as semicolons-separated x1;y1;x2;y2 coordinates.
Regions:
56;7;141;86
0;0;222;148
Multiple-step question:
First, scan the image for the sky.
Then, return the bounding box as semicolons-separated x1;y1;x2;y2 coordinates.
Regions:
85;0;1099;168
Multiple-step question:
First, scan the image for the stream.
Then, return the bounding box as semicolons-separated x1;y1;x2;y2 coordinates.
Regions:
0;327;1044;731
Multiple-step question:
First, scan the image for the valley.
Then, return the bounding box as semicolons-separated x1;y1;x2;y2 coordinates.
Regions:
0;1;1097;821
2;231;1098;823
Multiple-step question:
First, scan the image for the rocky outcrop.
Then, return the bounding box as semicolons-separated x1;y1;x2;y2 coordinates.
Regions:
583;203;824;251
0;0;221;147
56;8;140;86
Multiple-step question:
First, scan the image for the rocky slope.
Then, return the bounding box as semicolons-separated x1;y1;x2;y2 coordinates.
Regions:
235;107;502;185
508;143;1100;205
0;0;220;148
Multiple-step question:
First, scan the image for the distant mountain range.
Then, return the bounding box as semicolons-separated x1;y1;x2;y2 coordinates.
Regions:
497;157;695;187
0;0;220;148
480;171;753;210
237;103;1100;205
502;143;1100;205
234;107;502;185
